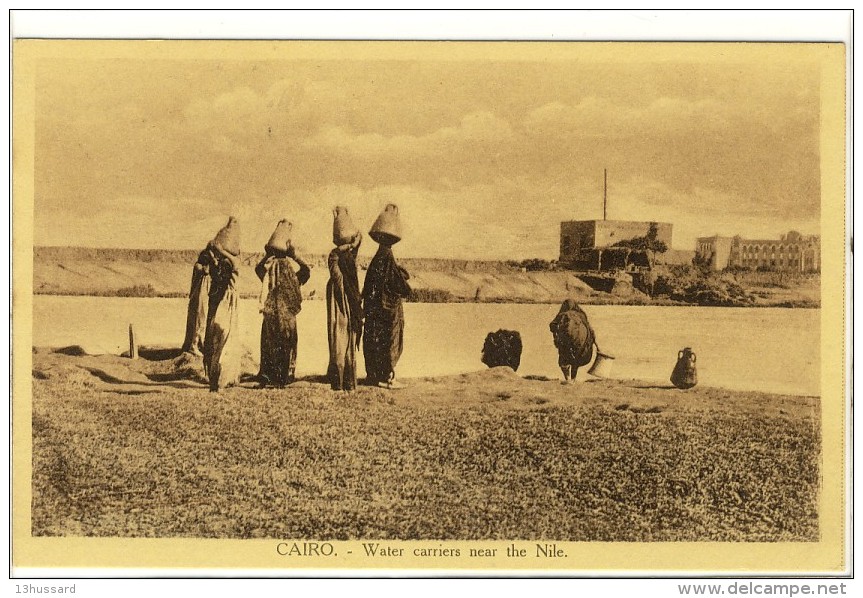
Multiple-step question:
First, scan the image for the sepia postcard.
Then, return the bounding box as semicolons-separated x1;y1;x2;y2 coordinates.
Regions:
11;37;849;576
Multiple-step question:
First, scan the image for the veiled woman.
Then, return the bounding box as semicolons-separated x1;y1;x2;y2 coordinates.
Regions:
255;219;311;388
181;242;217;356
327;207;364;391
203;217;242;392
362;204;412;389
549;298;597;382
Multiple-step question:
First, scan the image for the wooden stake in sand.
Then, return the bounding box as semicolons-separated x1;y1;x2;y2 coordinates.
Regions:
129;324;138;360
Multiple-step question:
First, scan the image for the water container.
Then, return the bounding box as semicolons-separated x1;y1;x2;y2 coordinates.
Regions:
369;203;403;245
588;351;615;378
265;219;292;253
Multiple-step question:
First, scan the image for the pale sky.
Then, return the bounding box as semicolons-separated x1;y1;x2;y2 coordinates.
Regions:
32;45;822;260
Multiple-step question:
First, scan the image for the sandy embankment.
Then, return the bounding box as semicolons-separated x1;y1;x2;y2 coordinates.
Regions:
33;250;608;303
32;247;821;306
30;346;820;541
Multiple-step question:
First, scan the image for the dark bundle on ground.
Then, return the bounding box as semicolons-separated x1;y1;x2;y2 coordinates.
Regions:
481;329;523;371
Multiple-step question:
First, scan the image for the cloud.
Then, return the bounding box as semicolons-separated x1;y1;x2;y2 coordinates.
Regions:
519;93;820;222
35;194;227;250
304;111;515;160
32;57;823;260
262;183;521;259
34;173;820;261
524;89;817;142
182;80;350;153
524;96;735;141
585;178;819;249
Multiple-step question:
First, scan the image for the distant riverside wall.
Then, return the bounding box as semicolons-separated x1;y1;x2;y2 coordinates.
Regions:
32;247;517;273
33;246;604;304
32;247;820;307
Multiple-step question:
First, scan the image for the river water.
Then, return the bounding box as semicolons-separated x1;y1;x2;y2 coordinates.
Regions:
31;297;820;396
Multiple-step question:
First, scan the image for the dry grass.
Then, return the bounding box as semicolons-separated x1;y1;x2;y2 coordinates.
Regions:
31;350;820;541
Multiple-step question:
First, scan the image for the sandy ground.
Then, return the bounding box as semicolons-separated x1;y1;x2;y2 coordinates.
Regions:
30;346;820;541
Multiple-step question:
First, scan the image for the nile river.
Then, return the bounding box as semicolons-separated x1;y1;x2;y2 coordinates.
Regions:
31;297;820;396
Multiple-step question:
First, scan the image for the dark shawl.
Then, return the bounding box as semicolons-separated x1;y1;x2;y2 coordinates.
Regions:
549;299;596;368
362;244;412;313
255;248;309;316
207;246;238;314
362;244;412;384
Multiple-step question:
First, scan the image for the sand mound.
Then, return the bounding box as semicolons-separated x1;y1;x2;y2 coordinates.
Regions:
32;363;82;381
53;345;89;356
84;364;153;385
32;357;153;387
169;352;207;383
460;366;522;382
135;346;184;361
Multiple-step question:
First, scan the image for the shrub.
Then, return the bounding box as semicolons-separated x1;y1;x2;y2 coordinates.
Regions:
506;259;556;272
114;284;159;298
653;266;755;306
407;288;459;303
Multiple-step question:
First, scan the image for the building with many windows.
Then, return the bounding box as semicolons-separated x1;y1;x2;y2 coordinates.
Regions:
695;231;820;272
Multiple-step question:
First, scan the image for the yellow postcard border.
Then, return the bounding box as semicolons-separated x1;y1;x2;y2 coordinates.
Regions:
10;40;849;575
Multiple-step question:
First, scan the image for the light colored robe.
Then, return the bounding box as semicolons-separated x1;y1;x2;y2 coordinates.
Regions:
182;248;214;355
204;256;241;391
327;243;363;391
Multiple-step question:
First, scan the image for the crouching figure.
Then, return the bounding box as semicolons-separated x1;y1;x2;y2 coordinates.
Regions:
549;299;597;382
481;329;523;372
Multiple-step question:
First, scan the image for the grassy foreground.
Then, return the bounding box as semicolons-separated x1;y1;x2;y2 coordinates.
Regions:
31;347;820;542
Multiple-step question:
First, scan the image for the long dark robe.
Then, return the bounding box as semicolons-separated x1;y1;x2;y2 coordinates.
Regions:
255;251;309;387
203;254;241;391
549;299;596;368
327;244;364;390
362;244;412;384
182;247;215;355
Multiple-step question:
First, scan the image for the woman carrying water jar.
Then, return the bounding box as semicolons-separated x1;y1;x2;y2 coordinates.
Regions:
203;217;242;392
326;206;364;391
362;204;412;389
255;219;311;388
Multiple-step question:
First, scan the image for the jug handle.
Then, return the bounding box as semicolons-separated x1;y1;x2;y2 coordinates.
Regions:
691;353;697;363
678;350;684;360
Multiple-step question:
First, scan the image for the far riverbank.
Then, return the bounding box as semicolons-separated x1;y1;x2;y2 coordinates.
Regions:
33;247;820;308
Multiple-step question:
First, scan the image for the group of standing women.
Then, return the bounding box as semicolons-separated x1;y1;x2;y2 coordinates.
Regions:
181;204;412;393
